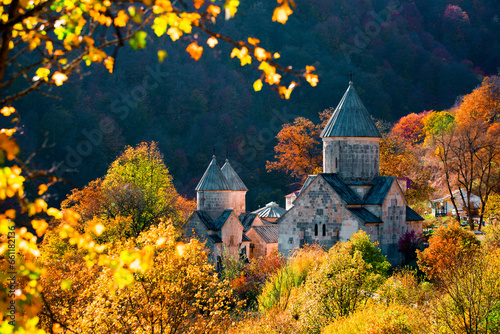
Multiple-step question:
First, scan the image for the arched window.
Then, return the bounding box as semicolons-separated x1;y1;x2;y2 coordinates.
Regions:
322;224;326;237
314;224;318;236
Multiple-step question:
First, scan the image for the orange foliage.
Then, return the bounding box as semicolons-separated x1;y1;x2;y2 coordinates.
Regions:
266;117;322;181
455;76;500;126
391;111;430;144
417;224;480;280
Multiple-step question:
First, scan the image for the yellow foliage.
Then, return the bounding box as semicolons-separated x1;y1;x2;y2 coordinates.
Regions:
207;36;218;48
231;46;252;66
273;1;293;24
186;41;203;60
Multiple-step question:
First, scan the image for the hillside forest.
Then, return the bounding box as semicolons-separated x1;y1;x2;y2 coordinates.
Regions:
2;0;500;333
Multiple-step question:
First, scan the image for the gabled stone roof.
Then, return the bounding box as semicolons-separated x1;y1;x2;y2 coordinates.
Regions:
208;234;222;244
320;82;381;138
253;202;287;218
348;207;383;224
192;210;215;230
252;225;279;243
320;173;364;205
195;156;231;191
239;212;259;232
363;177;395;205
406;206;424;221
212;209;233;230
221;159;248;191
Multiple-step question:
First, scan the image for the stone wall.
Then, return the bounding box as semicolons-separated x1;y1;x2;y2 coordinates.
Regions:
379;182;407;264
228;191;246;216
197;190;232;220
220;214;243;257
278;176;360;256
323;138;380;181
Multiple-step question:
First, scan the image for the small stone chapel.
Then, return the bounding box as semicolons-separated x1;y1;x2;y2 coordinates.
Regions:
277;82;424;264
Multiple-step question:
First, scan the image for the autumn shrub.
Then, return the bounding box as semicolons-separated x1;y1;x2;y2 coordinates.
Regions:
484;220;500;250
321;302;428;334
376;269;434;307
258;245;325;312
417;223;480;280
429;248;500;334
227;308;299;334
43;222;242;333
232;251;285;306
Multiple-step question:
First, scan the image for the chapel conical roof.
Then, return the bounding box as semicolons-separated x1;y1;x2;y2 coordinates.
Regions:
221;159;248;191
195;156;231;191
320;82;381;138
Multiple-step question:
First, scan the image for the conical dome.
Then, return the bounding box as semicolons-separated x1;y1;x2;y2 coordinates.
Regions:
195;156;231;191
320;82;381;138
221;160;248;191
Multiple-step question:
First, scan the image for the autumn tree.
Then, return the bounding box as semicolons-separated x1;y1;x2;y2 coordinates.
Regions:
266;117;322;181
0;0;318;107
391;111;430;144
416;224;480;281
61;141;192;237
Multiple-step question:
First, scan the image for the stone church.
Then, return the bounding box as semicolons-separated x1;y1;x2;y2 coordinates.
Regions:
183;158;279;260
184;82;423;265
277;82;424;264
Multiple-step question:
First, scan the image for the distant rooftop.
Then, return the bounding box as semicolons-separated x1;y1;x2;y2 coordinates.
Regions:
253;201;287;218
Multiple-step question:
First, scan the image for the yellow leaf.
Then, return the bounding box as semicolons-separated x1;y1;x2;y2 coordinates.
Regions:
167;27;182;41
0;106;16;116
207;36;218;48
194;0;204;9
186;42;203;61
36;68;50;79
47;207;63;219
176;241;186;256
32;219;48;237
114;10;129;27
46;41;53;55
158;50;167;63
230;47;251;66
247;37;260;46
254;47;269;61
253;79;263;92
104;56;114;73
94;223;105;236
5;209;16;219
278;82;296;99
272;3;293;24
38;184;48;195
207;5;221;17
52;72;67;86
305;73;319;87
306;65;316;72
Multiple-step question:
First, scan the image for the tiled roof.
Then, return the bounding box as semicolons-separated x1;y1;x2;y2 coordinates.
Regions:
253;202;287;218
239;212;258;232
195;156;231;191
406;206;424;221
348;208;383;224
221;160;248;191
363;177;395;205
320;173;364;205
252;225;279;243
213;209;233;230
320;82;381;138
242;234;251;242
207;234;222;244
193;210;214;230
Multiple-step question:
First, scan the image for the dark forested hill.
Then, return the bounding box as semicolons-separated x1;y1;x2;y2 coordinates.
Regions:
12;0;500;210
